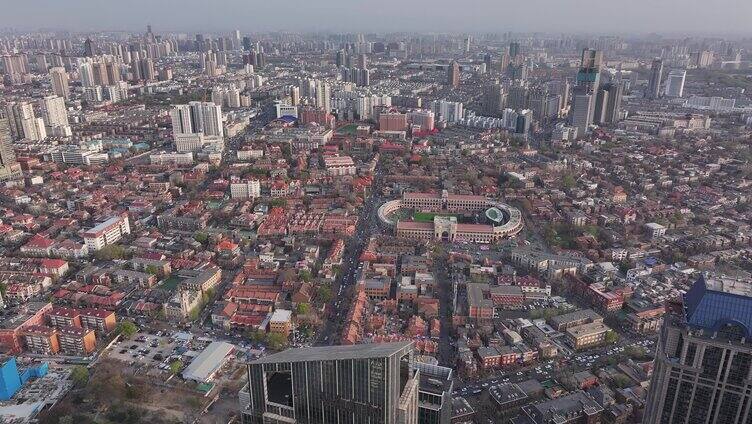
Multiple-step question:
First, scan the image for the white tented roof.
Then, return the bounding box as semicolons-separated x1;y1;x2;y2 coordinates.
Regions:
182;341;234;382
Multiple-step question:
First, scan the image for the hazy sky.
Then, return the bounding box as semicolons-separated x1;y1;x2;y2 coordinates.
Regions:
2;0;751;35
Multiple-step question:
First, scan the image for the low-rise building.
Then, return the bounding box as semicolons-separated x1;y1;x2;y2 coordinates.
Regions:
268;309;292;336
83;213;131;252
566;322;611;350
58;326;96;356
22;325;59;354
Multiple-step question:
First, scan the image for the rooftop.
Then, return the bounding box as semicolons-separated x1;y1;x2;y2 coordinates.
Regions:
252;341;412;364
684;274;752;338
182;341;235;382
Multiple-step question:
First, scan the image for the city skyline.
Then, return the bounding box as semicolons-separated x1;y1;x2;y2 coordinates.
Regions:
2;8;752;423
1;0;751;35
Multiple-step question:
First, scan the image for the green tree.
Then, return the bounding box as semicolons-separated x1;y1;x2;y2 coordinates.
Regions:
296;303;310;315
189;306;201;321
612;374;633;388
94;245;126;261
562;174;576;189
0;282;6;298
116;320;138;339
299;270;312;282
625;346;649;360
71;365;89;386
316;285;333;303
169;360;183;375
59;416;74;424
193;232;209;244
245;329;265;343
266;333;288;351
145;265;159;275
604;330;619;345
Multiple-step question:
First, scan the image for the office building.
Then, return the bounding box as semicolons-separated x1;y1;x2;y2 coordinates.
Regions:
50;67;70;100
644;275;752;424
507;63;527;81
647;58;663;99
230;179;261;200
240;342;419;424
0;357;22;401
664;70;687;98
483;53;492;71
601;82;623;124
515;109;533;134
335;50;346;67
83;213;131;251
509;42;520;62
414;362;453;424
290;86;300;106
566;321;610;350
482;83;506;117
0;113;22;181
576;48;603;92
83;38;94;57
593;87;609;124
571;90;594;135
447;61;460;88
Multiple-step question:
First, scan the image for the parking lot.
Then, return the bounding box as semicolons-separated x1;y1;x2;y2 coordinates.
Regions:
108;331;181;370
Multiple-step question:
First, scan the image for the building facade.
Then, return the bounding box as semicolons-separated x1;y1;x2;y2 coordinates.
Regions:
240;342;419;424
644;275;752;424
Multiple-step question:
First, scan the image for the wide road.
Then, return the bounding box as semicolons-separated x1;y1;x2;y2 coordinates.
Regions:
432;247;456;368
314;162;386;346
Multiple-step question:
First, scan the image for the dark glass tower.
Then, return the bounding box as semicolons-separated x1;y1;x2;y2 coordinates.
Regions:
240;342;419;424
645;275;752;424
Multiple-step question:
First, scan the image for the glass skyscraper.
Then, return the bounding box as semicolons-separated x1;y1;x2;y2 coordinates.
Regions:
240;341;419;424
645;275;752;424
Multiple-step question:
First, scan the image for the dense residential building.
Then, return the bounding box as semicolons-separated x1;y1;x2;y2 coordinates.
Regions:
49;67;70;100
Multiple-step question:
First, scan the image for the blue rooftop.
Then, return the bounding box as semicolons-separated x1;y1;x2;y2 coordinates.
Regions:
683;275;752;338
